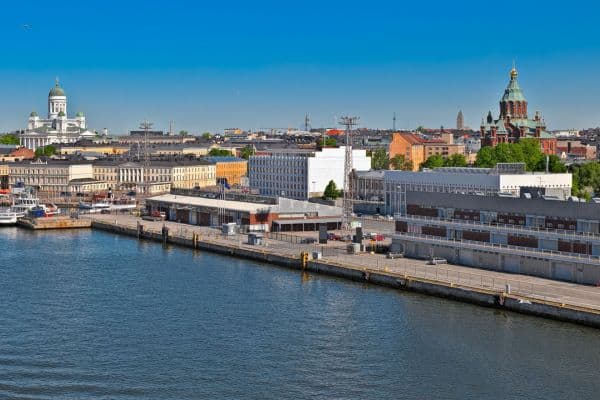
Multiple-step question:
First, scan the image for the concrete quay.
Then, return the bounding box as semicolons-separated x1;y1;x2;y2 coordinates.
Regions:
17;216;91;230
85;214;600;328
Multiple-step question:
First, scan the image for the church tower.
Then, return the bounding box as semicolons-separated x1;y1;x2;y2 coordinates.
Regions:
456;110;464;130
48;78;67;119
499;66;528;120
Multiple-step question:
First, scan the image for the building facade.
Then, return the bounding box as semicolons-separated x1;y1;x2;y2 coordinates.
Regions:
205;156;248;186
480;67;557;155
93;160;216;194
20;80;96;150
248;147;371;200
392;191;600;285
383;164;572;215
8;160;103;194
389;132;466;171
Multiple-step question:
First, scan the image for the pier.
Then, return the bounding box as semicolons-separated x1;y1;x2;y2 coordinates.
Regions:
17;216;91;230
85;214;600;328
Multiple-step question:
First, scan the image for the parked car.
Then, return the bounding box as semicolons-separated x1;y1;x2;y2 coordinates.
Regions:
373;234;385;241
301;237;317;244
127;191;137;197
386;252;404;259
427;257;448;265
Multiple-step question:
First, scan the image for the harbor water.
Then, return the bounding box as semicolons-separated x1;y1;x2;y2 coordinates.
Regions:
1;227;599;399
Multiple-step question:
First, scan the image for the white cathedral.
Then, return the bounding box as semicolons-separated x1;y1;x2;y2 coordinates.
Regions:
20;79;96;150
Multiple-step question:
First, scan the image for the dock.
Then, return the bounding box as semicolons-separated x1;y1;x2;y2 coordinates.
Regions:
17;216;92;230
85;214;600;329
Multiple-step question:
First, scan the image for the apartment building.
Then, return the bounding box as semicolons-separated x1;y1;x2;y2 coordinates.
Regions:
248;147;371;200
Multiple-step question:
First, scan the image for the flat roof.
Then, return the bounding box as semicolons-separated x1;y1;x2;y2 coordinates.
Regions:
147;194;275;213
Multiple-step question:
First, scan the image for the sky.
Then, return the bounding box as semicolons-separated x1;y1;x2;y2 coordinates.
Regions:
1;0;600;134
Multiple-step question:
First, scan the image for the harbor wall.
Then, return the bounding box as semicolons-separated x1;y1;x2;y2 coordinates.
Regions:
91;220;600;329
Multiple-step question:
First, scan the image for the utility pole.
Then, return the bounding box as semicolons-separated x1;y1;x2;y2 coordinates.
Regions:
304;113;310;133
339;115;359;229
139;120;153;195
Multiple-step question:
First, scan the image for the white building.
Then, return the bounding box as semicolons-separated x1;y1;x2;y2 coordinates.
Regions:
384;163;572;214
248;146;371;200
20;79;96;150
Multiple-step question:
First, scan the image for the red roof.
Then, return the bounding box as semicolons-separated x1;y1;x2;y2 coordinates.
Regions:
10;148;35;159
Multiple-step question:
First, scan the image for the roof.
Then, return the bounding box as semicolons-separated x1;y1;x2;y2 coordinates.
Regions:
393;132;423;145
148;194;275;214
501;68;526;102
49;81;65;97
204;156;246;163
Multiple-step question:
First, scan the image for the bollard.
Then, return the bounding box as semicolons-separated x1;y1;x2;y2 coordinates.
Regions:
162;225;169;246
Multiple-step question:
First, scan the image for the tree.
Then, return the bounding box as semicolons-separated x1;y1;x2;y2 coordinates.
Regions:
445;153;467;167
208;148;233;157
390;154;405;170
572;162;600;197
421;155;445;169
201;132;212;140
323;180;341;199
0;134;19;145
371;148;389;170
240;146;255;160
540;154;567;173
319;137;337;147
179;130;189;136
35;145;56;158
390;154;413;171
475;146;496;167
519;138;544;171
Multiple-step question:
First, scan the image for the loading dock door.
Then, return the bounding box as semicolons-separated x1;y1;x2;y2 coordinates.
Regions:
503;256;520;273
554;263;573;282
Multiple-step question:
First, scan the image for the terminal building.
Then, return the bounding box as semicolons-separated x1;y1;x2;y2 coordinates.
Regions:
384;164;572;215
391;191;600;285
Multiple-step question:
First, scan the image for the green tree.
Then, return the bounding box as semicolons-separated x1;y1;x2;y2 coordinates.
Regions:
240;146;255;160
421;155;445;169
34;145;56;158
390;154;405;170
539;154;567;173
572;162;600;197
323;180;341;199
475;146;496;167
518;138;544;171
179;130;189;136
445;153;468;167
201;132;212;139
0;134;19;145
371;148;389;170
319;137;337;147
208;148;233;157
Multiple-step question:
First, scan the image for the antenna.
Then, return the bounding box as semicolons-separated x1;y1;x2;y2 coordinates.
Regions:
339;115;359;230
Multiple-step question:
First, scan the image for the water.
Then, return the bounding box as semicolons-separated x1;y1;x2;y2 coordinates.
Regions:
0;227;599;399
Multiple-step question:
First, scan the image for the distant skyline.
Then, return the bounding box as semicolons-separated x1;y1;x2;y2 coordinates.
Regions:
2;1;600;134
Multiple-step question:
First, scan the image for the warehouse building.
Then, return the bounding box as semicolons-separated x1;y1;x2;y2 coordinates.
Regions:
146;194;342;232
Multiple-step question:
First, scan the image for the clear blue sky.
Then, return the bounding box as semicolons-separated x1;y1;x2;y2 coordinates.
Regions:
1;0;599;134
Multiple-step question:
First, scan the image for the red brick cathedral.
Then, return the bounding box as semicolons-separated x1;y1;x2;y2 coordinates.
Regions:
480;67;556;155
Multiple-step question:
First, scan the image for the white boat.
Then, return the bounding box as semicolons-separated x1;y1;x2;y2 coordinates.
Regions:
79;199;136;213
11;193;42;217
0;208;18;225
78;200;111;213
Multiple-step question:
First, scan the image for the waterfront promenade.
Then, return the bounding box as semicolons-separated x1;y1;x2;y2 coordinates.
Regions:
85;214;600;317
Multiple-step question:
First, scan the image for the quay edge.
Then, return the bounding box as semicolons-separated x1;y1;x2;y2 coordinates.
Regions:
91;220;600;329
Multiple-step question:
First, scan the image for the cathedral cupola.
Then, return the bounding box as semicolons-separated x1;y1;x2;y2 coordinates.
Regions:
48;78;67;119
499;65;528;120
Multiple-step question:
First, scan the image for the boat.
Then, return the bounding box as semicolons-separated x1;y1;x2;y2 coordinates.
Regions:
11;192;43;217
78;198;136;213
0;208;19;225
78;200;111;213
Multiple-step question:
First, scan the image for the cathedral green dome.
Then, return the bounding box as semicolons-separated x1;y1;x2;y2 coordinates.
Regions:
29;111;38;117
49;79;65;97
49;86;65;97
57;111;66;117
76;111;84;117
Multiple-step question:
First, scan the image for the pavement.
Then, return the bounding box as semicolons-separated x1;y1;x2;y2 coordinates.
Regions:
85;213;600;311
